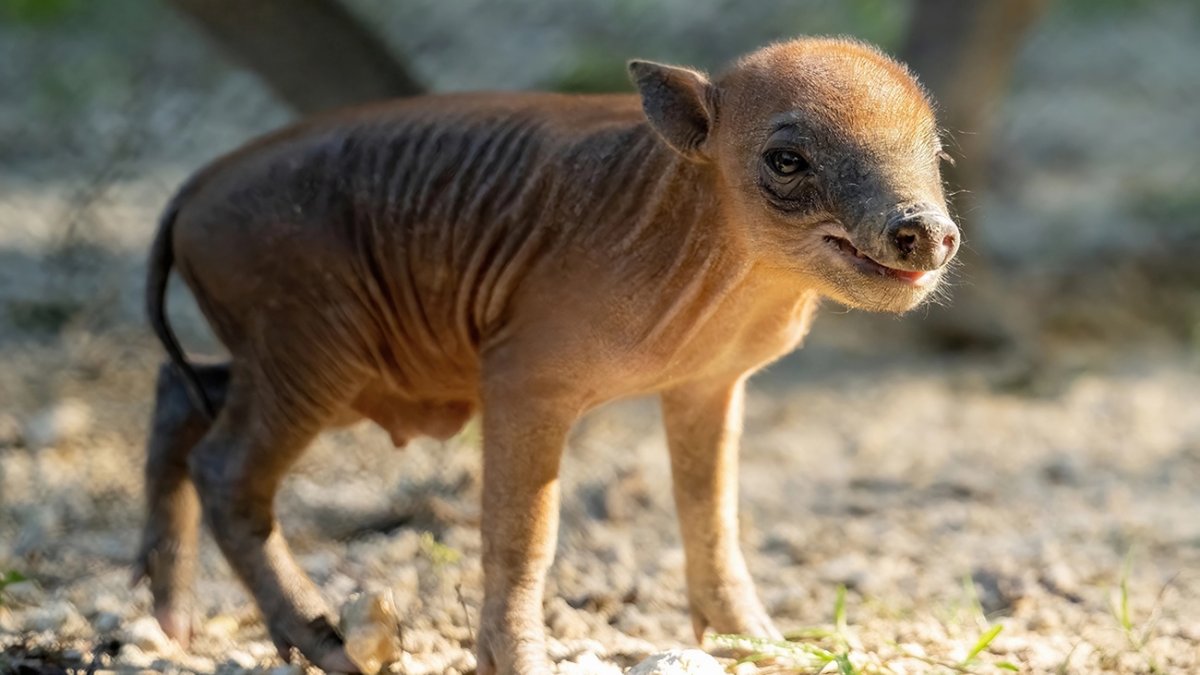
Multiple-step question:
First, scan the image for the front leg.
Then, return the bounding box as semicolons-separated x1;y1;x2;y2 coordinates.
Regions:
476;374;578;675
661;377;781;642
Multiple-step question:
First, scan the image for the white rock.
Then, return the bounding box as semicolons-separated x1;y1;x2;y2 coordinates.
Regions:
225;649;257;668
246;640;278;660
117;644;156;668
628;649;725;675
23;398;91;449
25;599;87;634
86;591;124;616
92;610;121;633
556;650;623;674
545;598;590;640
547;638;607;662
203;614;239;640
2;579;41;605
180;655;218;673
121;615;173;653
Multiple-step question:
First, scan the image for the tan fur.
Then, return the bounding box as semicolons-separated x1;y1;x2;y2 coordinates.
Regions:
136;38;958;674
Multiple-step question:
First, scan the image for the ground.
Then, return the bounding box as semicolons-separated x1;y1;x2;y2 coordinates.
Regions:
1;317;1198;673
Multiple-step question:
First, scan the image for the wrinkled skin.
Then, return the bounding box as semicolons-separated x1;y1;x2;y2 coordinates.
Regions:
135;38;958;674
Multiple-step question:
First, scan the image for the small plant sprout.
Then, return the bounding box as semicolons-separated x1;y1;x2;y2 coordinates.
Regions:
715;582;1023;673
418;532;462;568
714;585;874;674
1109;550;1177;674
0;570;27;606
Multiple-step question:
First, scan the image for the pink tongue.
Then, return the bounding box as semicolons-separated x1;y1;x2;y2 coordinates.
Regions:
892;268;930;284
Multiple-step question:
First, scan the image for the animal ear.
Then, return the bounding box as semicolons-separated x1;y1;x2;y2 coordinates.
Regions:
628;60;715;161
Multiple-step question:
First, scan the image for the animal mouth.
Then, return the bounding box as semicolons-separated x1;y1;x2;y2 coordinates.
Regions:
821;229;934;287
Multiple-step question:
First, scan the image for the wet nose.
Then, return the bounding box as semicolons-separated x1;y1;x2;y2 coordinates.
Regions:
887;206;959;269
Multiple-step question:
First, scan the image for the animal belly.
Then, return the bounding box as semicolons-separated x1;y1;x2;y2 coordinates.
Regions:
351;391;475;447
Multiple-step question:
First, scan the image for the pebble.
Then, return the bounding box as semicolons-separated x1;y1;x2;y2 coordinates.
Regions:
547;638;607;662
1040;560;1079;597
246;641;278;660
92;610;121;633
225;649;257;668
340;590;402;674
613;604;655;637
817;553;871;590
0;412;21;447
326;572;358;600
1027;607;1062;631
545;598;590;640
731;662;758;675
25;599;88;634
401;627;441;654
558;650;623;674
203;614;240;640
3;579;41;605
23;398;92;449
86;591;124;616
301;549;339;580
118;644;156;669
628;649;725;675
121;616;173;653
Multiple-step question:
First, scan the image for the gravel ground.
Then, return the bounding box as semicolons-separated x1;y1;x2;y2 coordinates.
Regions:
1;323;1198;673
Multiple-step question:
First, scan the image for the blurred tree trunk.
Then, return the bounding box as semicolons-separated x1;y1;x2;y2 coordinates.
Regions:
168;0;423;115
900;0;1049;351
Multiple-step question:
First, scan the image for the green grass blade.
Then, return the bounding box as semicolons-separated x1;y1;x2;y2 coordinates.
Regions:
784;627;838;641
963;624;1004;663
834;652;858;675
963;573;986;625
0;570;27;586
1119;558;1134;633
834;584;848;635
711;633;837;665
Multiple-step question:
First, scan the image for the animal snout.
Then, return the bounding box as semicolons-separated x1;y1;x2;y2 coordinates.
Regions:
886;205;959;269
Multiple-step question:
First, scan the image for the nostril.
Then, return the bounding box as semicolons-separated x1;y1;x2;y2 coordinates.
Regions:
942;233;957;249
894;231;918;255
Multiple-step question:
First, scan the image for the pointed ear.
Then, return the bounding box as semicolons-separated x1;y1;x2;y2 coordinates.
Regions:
628;60;715;161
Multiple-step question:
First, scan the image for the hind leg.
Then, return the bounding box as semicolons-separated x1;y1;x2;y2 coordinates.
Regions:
135;361;230;647
188;361;360;671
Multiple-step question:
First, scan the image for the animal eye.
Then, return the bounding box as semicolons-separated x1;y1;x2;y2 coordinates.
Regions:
766;150;810;177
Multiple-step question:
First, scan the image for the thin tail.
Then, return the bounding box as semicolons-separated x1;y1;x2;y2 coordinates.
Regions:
146;199;215;420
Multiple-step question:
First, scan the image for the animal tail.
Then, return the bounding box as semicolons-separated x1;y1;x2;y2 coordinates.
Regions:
146;196;215;420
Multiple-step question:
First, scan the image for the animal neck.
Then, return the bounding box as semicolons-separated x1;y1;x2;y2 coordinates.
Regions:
573;128;770;353
580;127;742;274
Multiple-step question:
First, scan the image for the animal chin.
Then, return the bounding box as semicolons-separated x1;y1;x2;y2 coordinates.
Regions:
821;232;935;288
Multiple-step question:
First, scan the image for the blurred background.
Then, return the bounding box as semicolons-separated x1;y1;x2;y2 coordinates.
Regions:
1;1;1197;673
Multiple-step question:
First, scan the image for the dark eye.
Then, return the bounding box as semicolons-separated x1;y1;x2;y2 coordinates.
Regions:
766;150;810;177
